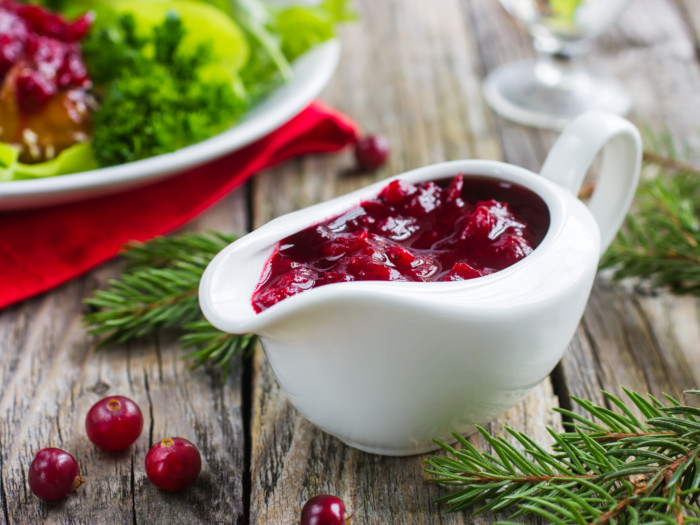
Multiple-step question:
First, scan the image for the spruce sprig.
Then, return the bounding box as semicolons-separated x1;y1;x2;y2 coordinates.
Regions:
426;389;700;524
601;133;700;294
83;231;256;377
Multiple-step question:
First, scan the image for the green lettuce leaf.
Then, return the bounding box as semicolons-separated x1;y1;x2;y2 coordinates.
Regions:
62;0;249;82
273;0;355;61
0;142;97;181
236;0;354;102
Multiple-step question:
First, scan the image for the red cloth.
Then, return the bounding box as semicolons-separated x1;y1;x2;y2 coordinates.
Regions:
0;101;358;309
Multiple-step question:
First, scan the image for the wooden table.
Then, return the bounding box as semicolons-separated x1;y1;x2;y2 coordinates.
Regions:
3;0;700;523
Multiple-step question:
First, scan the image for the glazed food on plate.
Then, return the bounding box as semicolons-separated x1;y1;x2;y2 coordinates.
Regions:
0;0;351;181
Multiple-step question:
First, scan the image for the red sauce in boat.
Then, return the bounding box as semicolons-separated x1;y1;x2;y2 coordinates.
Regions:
252;174;550;312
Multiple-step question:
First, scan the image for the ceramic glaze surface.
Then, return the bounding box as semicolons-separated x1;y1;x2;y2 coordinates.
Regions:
199;111;642;455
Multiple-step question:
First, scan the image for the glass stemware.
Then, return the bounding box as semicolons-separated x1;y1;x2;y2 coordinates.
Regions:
483;0;635;130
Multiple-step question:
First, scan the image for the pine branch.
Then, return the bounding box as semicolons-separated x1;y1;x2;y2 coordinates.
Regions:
643;150;700;175
181;320;255;382
426;389;700;524
83;231;256;375
601;132;700;295
120;231;237;271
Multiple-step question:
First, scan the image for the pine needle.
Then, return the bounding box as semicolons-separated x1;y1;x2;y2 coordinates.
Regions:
83;231;256;377
426;390;700;524
601;131;700;294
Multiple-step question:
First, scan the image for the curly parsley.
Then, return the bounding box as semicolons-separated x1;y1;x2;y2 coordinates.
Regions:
83;12;246;167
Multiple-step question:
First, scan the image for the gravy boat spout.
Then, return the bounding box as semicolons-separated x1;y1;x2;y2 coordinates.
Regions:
199;111;641;456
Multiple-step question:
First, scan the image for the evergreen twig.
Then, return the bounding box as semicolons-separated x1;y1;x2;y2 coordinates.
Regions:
83;231;256;378
601;132;700;294
426;389;700;524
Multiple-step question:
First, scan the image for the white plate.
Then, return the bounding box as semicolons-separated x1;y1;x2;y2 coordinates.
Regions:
0;40;341;211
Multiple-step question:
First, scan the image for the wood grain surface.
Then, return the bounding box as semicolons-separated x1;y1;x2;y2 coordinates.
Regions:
2;0;700;523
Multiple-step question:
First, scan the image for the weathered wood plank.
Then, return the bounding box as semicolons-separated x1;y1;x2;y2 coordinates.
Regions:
555;0;700;413
463;0;557;173
0;191;249;524
559;278;700;412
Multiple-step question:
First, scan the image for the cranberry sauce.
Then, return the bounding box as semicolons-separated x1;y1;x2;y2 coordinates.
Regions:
0;0;93;114
252;174;550;312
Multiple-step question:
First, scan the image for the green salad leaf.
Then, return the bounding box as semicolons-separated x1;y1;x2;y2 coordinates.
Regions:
235;0;355;101
84;11;247;166
65;0;250;80
274;0;355;61
1;0;352;178
0;142;97;182
228;0;295;89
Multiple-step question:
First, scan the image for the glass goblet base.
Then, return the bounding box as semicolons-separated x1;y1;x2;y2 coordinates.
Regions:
482;58;631;130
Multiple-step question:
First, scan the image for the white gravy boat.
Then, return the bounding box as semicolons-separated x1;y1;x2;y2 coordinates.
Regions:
199;111;641;456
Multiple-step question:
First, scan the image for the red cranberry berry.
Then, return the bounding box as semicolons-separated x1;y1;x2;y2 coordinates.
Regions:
354;134;390;171
1;1;93;114
145;437;201;492
300;494;349;525
85;395;144;451
28;448;83;502
63;12;95;42
15;67;57;113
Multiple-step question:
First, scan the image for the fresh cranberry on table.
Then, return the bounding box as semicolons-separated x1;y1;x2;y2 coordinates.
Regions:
145;437;202;491
300;494;350;525
85;395;144;451
28;447;83;502
354;134;390;171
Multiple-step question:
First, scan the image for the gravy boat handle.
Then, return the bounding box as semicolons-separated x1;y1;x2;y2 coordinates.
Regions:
539;110;642;252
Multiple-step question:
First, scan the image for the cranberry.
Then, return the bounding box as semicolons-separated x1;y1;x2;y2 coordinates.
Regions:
57;50;89;88
15;68;56;113
63;13;94;42
459;205;493;241
354;134;390;171
300;494;349;525
15;3;83;41
85;396;144;451
17;5;49;33
386;245;415;267
0;33;25;77
379;179;415;206
445;173;465;205
252;176;550;311
145;437;201;492
0;1;20;13
28;448;83;502
0;1;92;114
489;234;533;266
444;261;483;280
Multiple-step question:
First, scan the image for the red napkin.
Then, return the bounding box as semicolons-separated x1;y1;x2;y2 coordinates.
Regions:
0;101;358;309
